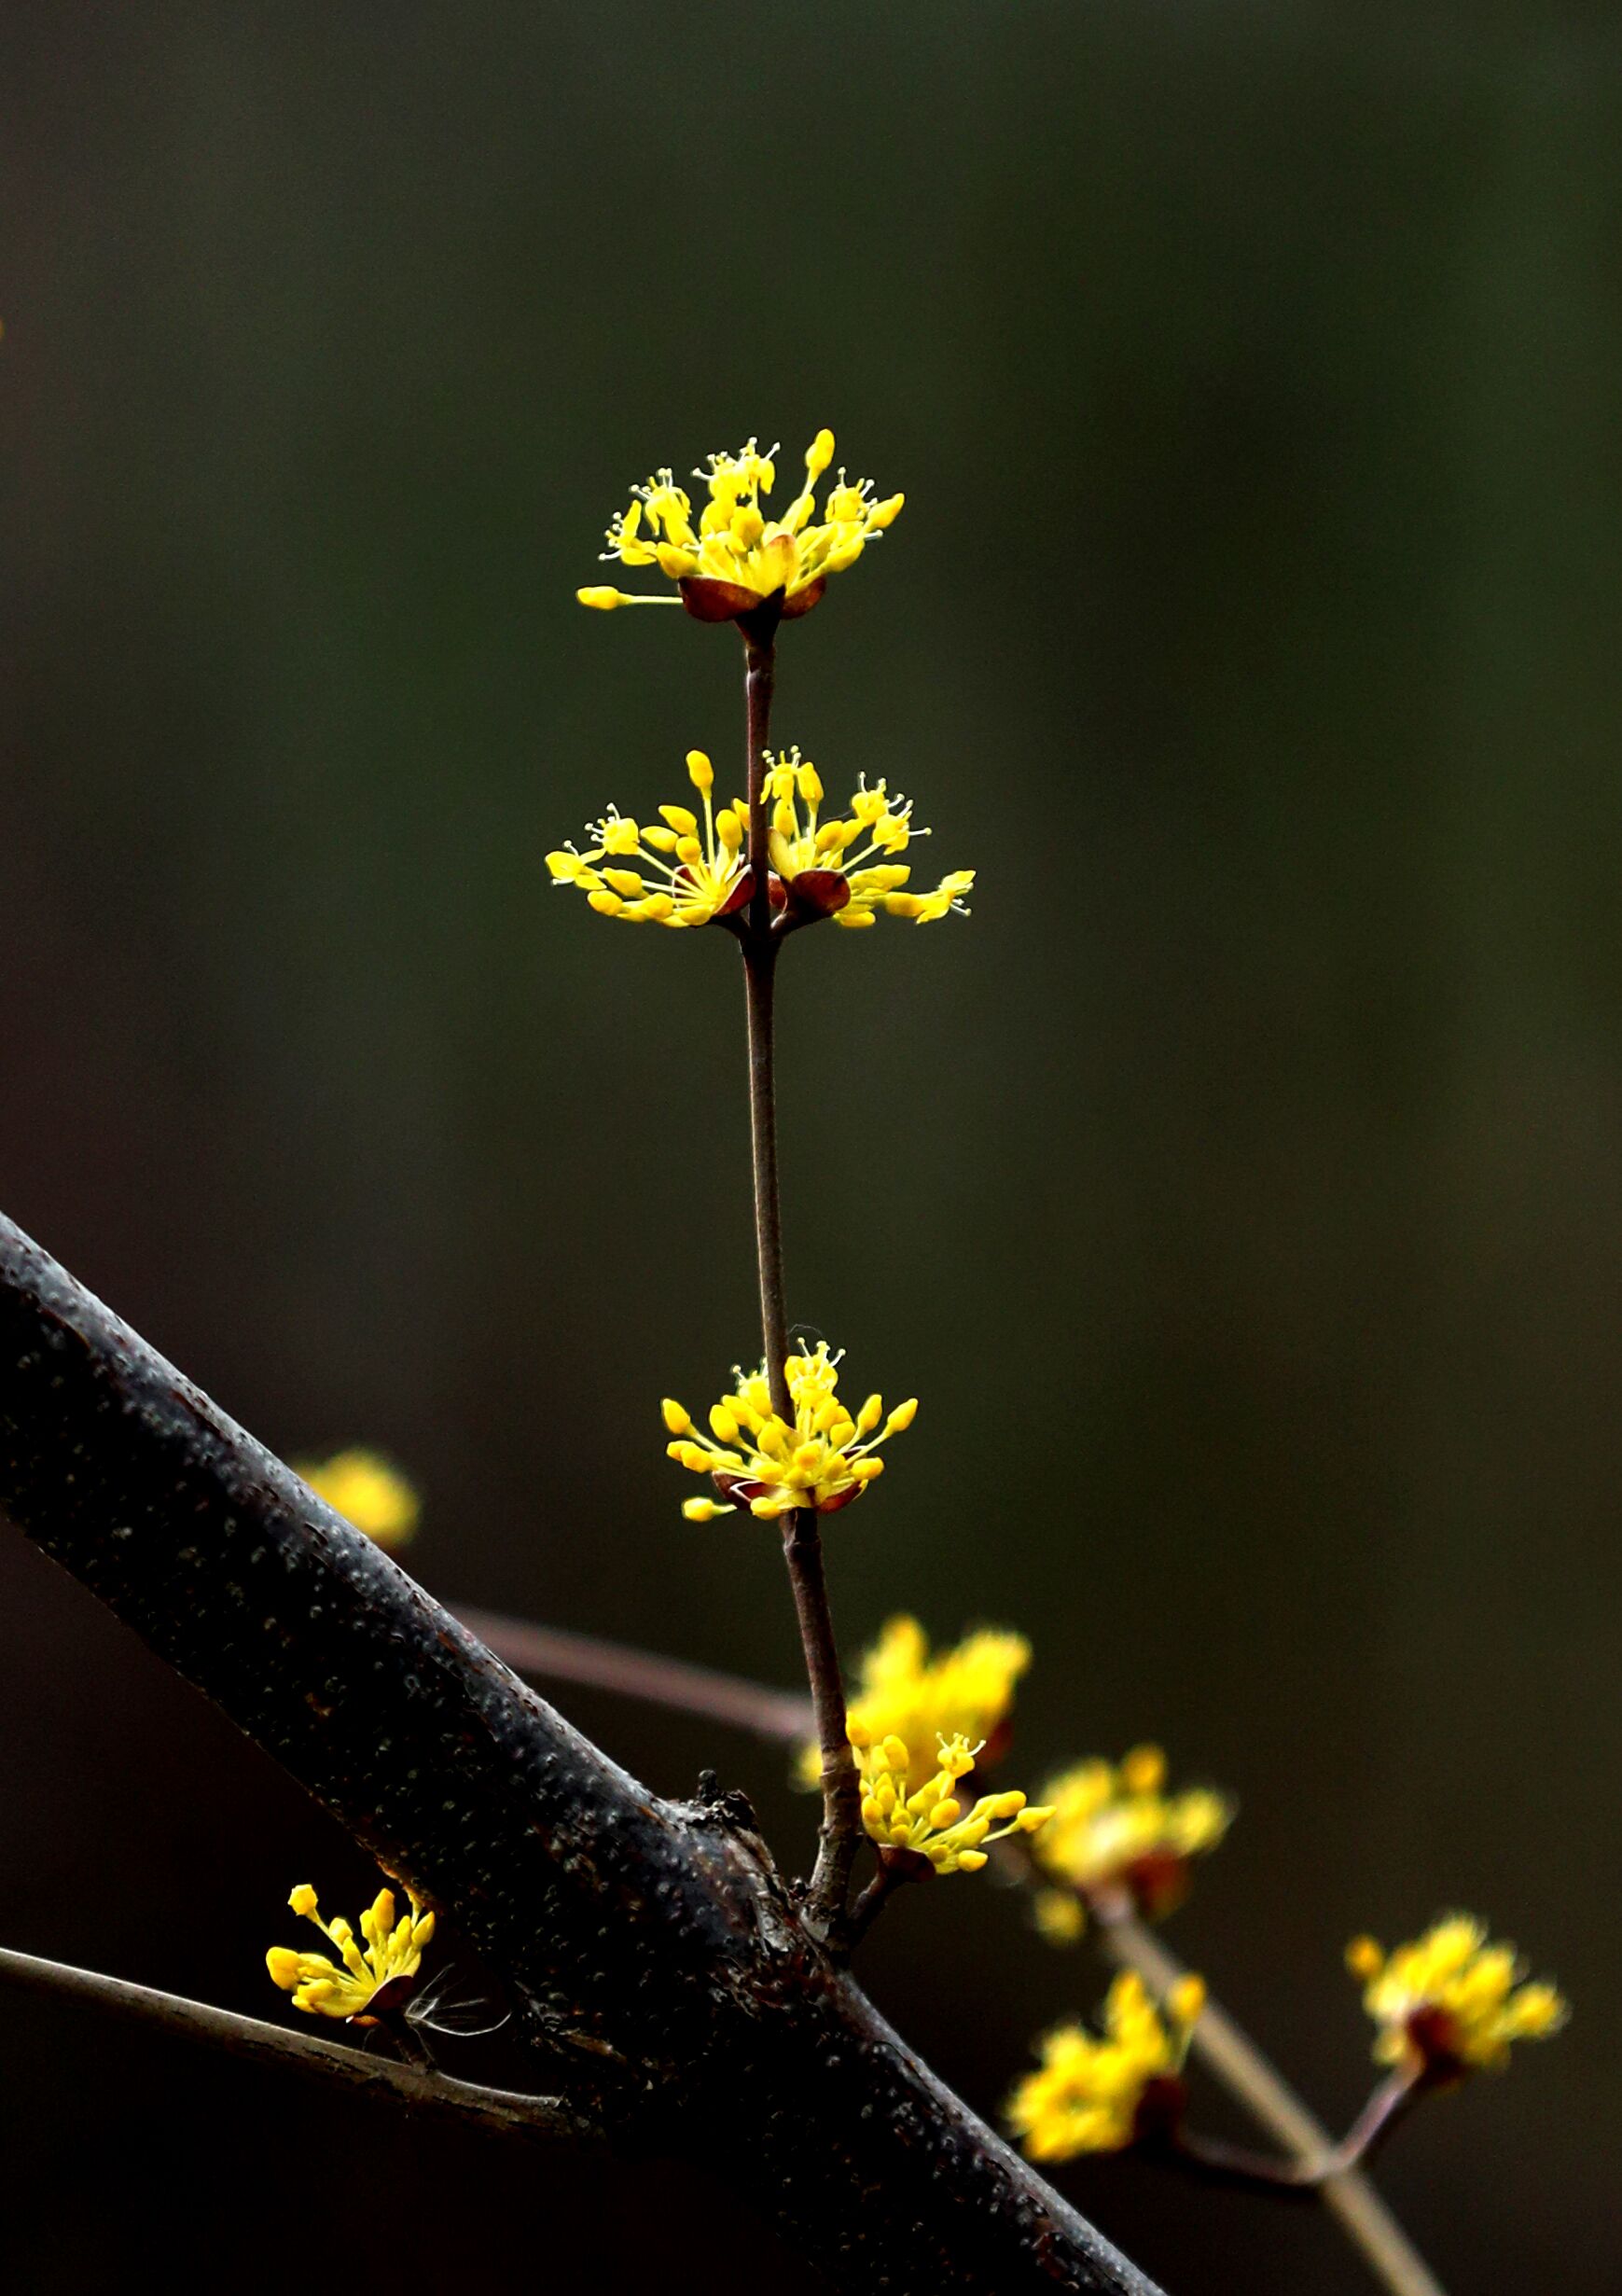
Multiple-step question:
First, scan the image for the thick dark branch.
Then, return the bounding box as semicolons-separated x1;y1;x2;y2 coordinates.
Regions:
0;1215;1161;2296
0;1945;592;2145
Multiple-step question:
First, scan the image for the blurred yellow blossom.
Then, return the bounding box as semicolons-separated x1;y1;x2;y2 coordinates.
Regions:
799;1615;1030;1796
1008;1971;1207;2161
664;1341;915;1523
266;1879;435;2024
578;428;902;622
546;749;750;928
854;1729;1052;1876
1347;1916;1567;2078
1033;1889;1088;1947
763;748;973;929
298;1450;421;1549
1031;1745;1232;1926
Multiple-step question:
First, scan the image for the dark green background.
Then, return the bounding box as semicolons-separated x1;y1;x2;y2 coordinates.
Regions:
2;6;1615;2289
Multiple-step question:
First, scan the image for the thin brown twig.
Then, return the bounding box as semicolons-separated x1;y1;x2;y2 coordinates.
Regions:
737;619;863;1930
741;907;792;1421
1160;2067;1422;2196
0;1943;593;2146
1094;1901;1448;2296
846;1855;911;1945
453;1606;813;1743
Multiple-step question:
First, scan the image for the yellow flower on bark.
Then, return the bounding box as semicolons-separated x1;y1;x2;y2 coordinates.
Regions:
546;749;750;927
763;748;974;930
578;428;902;624
663;1341;916;1523
799;1615;1030;1795
1031;1745;1232;1928
1346;1916;1567;2078
1008;1971;1207;2160
297;1450;421;1549
266;1880;436;2024
854;1729;1053;1876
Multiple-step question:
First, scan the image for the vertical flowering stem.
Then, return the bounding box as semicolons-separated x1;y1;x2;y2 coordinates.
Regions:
742;932;792;1412
739;624;863;1930
744;634;779;960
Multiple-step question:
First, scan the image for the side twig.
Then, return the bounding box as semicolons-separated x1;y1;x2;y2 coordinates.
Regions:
452;1607;812;1743
1161;2068;1421;2196
0;1944;592;2145
1095;1901;1447;2296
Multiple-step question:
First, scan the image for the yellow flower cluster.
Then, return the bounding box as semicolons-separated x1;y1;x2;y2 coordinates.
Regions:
546;750;749;927
546;747;973;937
663;1341;916;1522
801;1615;1030;1796
297;1450;421;1550
1347;1916;1567;2077
266;1880;436;2024
579;429;902;622
854;1729;1052;1876
1030;1746;1232;1934
765;748;973;928
1008;1972;1207;2161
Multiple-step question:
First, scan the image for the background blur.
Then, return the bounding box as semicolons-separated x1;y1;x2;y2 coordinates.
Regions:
2;5;1618;2289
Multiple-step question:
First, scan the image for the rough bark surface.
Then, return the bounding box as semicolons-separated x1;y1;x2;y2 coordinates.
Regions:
0;1214;1162;2296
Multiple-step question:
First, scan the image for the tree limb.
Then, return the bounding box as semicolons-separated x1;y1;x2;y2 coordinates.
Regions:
0;1213;1161;2296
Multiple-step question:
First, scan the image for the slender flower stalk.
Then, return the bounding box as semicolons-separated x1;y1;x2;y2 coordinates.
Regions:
556;433;942;1938
745;634;779;954
735;619;864;1929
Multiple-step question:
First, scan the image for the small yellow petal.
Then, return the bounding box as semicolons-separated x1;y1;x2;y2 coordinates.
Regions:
1120;1745;1166;1795
1346;1935;1384;1982
1034;1890;1087;1945
1170;1974;1207;2027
